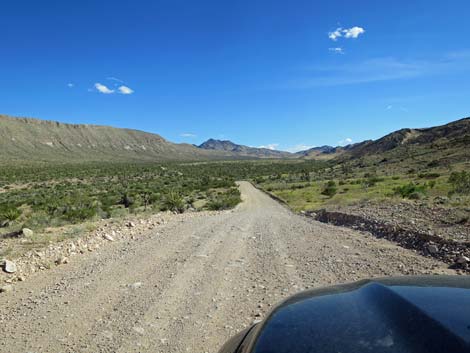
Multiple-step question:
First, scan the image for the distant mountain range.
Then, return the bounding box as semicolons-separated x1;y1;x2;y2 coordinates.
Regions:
0;114;468;164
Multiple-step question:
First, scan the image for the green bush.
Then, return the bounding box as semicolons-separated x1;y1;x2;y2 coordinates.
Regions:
448;171;470;195
207;188;241;210
0;207;21;222
418;172;440;179
394;183;427;199
321;180;337;197
162;191;185;213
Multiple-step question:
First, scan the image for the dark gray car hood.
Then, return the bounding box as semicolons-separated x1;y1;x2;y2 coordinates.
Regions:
234;276;470;353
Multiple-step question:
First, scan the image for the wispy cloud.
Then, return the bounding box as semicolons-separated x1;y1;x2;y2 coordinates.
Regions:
328;26;365;41
118;85;134;95
92;82;135;95
386;105;393;110
107;76;124;83
94;83;114;94
338;138;353;146
67;83;74;88
180;133;197;138
285;144;315;153
328;47;344;54
258;143;279;150
287;51;470;88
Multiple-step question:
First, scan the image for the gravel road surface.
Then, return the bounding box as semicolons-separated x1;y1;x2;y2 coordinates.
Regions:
0;181;455;353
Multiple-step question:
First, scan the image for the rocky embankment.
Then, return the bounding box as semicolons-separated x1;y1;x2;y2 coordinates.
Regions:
306;202;469;271
1;211;222;292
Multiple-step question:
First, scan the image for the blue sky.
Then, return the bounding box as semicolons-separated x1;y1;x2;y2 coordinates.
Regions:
1;0;469;152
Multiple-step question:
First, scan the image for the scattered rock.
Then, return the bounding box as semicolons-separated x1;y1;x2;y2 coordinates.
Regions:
21;228;34;237
129;282;142;289
133;326;145;335
0;284;13;293
103;234;115;242
127;221;136;228
426;244;439;255
3;260;17;273
456;256;470;264
56;256;69;265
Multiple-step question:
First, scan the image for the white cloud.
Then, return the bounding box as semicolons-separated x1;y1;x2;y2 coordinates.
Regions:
94;83;114;94
118;85;134;95
328;26;365;41
338;138;353;146
258;143;279;150
328;47;344;54
343;26;365;39
285;144;315;153
180;133;197;137
67;83;74;88
328;28;343;41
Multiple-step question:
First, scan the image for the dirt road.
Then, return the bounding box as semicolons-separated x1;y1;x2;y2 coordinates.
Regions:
0;181;455;353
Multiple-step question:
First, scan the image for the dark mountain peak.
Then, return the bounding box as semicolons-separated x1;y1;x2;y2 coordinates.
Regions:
199;138;293;158
198;139;239;151
295;145;337;158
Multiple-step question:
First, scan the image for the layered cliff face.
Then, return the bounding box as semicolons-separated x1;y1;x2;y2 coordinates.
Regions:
0;115;226;163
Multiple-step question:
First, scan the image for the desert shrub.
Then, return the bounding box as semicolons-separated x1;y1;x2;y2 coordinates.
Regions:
321;180;337;197
207;188;241;210
23;211;52;229
427;160;440;168
63;204;99;223
394;183;427;199
418;172;440;179
162;191;185;213
290;184;304;190
0;207;21;222
448;171;470;195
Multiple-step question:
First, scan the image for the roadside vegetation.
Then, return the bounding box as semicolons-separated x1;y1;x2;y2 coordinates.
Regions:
255;162;469;212
2;158;469;233
0;162;242;237
1;151;468;250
